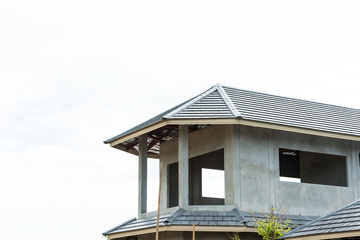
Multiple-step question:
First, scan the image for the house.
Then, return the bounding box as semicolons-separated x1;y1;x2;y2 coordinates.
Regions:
103;84;360;240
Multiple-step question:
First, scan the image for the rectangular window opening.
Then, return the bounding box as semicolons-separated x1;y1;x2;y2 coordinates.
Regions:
279;148;347;187
167;162;178;208
189;149;225;205
201;168;225;198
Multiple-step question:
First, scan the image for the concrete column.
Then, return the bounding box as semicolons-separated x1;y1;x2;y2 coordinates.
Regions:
357;142;360;199
138;134;147;216
350;141;359;199
178;125;189;207
232;125;241;207
268;130;276;208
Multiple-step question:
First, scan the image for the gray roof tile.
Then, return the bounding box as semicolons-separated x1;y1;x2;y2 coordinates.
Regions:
103;208;316;236
284;199;360;239
105;84;360;148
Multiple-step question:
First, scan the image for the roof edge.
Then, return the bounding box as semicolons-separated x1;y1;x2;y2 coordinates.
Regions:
164;208;185;225
216;85;242;118
103;217;137;235
163;85;218;119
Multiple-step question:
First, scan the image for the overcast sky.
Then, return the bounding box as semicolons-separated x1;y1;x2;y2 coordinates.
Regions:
1;1;360;240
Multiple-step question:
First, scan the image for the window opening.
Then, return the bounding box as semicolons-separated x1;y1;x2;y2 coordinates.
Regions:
167;162;178;208
147;158;159;212
279;148;347;187
189;149;225;205
201;168;225;198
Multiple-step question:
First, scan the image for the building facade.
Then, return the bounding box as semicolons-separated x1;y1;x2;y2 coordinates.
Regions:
103;84;360;240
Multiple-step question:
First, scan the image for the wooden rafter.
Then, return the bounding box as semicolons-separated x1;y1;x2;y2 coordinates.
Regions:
126;138;139;151
147;128;172;151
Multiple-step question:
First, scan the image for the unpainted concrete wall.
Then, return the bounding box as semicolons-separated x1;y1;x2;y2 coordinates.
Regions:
238;125;357;215
274;128;355;215
160;125;234;210
158;124;359;217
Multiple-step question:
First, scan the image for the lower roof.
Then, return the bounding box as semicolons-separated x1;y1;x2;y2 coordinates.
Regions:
284;199;360;239
103;208;316;238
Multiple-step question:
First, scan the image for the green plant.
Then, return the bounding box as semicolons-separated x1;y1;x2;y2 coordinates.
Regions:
227;207;293;240
251;207;292;240
227;232;241;240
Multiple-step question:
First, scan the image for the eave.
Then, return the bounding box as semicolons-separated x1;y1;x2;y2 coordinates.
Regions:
284;230;360;240
106;118;360;158
106;225;257;239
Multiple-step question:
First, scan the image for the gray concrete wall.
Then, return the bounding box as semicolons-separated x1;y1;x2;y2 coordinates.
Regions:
159;125;233;212
273;130;355;215
238;125;358;215
237;126;272;212
157;124;359;217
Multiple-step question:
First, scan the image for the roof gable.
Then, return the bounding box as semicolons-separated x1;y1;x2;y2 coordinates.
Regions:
164;84;241;119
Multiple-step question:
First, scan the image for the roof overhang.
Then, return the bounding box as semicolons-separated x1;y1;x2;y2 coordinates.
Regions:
106;118;360;158
106;225;257;239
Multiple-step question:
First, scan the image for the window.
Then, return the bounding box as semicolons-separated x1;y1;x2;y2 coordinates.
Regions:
279;148;347;187
167;162;178;208
201;168;225;198
189;149;225;205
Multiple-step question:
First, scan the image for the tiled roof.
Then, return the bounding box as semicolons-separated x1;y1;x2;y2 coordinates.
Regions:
104;84;360;145
284;199;360;239
103;208;316;236
223;86;360;137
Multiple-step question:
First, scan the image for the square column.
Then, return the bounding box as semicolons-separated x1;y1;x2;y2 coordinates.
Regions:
178;125;189;207
138;134;147;216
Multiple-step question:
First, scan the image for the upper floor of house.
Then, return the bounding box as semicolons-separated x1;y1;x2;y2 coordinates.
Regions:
104;84;360;219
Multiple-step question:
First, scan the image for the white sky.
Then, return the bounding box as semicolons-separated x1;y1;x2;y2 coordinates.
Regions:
1;1;360;239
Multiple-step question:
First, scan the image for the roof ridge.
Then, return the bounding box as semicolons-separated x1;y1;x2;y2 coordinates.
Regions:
283;199;360;238
231;208;246;225
164;208;185;225
163;85;218;119
216;85;242;118
103;217;137;235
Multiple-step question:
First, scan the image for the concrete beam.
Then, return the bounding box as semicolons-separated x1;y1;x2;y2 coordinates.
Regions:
138;134;147;216
179;125;189;207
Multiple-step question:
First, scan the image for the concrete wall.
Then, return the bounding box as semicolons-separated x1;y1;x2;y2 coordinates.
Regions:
159;125;234;211
238;125;358;216
157;124;359;217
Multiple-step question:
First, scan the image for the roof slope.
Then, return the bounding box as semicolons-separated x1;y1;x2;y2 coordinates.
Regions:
104;84;360;144
284;199;360;239
104;84;240;144
223;86;360;137
103;208;316;236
